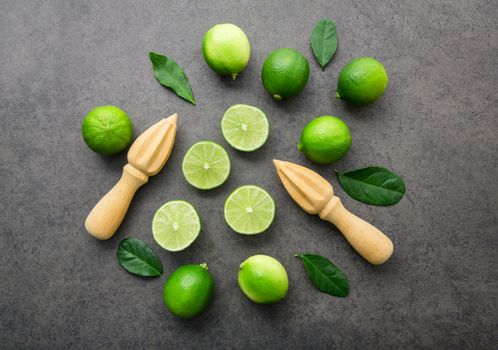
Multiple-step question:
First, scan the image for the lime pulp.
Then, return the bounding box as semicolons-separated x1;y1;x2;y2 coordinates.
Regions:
224;185;275;235
152;200;201;252
182;141;231;190
221;104;269;152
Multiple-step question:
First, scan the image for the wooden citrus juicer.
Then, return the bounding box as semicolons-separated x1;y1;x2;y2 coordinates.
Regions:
273;160;393;265
85;114;178;240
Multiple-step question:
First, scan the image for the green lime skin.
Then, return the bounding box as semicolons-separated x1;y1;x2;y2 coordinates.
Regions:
202;23;251;79
163;263;214;319
238;255;289;304
262;48;310;101
336;57;388;105
82;105;133;156
298;116;352;164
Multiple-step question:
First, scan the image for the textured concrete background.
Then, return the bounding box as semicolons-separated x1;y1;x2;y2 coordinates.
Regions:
1;0;497;349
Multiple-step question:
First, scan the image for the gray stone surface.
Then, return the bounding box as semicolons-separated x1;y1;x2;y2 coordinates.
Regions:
1;0;497;349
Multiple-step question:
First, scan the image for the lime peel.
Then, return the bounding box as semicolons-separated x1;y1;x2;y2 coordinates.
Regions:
202;23;251;78
336;57;388;105
82;105;133;156
163;264;214;318
238;255;289;304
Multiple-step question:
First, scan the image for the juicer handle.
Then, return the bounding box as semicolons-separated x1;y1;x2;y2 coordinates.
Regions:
85;164;148;240
319;196;394;265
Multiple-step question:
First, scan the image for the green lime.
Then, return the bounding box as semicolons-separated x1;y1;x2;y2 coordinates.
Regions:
298;116;352;164
221;104;269;152
82;105;133;155
152;200;201;252
238;255;288;304
262;48;310;100
336;57;388;105
202;23;251;80
163;263;214;318
224;185;275;235
182;141;230;190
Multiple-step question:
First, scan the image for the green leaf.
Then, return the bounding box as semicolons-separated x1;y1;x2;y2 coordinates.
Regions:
337;166;406;206
116;238;163;277
296;254;349;297
310;19;338;70
149;51;196;105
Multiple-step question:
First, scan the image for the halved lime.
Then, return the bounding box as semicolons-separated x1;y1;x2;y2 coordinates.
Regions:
182;141;231;190
152;200;201;252
221;104;269;152
224;185;275;235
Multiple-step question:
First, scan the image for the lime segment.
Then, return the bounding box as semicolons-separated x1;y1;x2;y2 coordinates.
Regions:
221;104;269;152
182;141;231;190
224;185;275;235
152;200;201;252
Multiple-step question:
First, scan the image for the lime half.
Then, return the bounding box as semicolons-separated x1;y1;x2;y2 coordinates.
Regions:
182;141;231;190
221;104;269;152
152;200;201;252
224;185;275;235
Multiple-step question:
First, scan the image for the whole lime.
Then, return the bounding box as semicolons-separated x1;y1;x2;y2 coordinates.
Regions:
336;57;388;105
163;263;213;318
262;48;310;101
202;23;251;80
298;116;352;164
238;255;288;304
82;105;133;156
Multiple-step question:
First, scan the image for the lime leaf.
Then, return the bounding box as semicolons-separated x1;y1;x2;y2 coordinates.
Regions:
149;51;196;105
310;19;338;70
336;166;405;206
296;254;349;297
116;238;163;277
